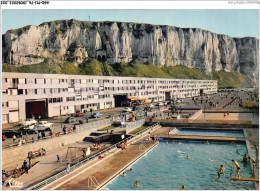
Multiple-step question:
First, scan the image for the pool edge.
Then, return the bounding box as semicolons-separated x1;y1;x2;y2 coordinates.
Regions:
98;141;159;190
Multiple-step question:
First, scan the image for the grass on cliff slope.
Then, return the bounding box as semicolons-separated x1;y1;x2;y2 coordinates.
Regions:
212;71;255;89
2;62;81;74
2;58;256;88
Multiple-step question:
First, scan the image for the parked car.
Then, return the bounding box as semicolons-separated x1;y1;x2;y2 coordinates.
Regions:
132;106;140;111
2;135;7;141
156;102;163;106
2;130;22;138
123;107;132;112
64;117;77;123
33;125;51;132
167;100;174;105
19;118;37;126
18;127;38;135
38;121;53;128
21;124;35;129
147;104;155;108
75;113;85;117
177;99;183;103
91;113;103;118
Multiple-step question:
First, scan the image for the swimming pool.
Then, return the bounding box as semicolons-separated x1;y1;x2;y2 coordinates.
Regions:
177;129;244;137
105;141;254;190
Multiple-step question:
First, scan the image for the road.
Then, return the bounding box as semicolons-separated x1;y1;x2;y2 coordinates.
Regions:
2;89;258;147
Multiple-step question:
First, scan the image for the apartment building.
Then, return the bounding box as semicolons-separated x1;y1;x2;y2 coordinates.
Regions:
2;72;217;123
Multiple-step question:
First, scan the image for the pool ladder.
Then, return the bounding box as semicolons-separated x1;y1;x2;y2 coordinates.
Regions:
87;176;99;189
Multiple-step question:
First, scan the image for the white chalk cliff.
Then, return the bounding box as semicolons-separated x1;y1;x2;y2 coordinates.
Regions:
2;19;259;81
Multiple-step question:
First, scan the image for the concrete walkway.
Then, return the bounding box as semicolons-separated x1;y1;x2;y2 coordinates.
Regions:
160;134;246;142
52;140;157;190
197;112;259;125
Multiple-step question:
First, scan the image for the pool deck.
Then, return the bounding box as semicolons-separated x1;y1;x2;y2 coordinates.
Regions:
44;137;158;190
159;134;246;142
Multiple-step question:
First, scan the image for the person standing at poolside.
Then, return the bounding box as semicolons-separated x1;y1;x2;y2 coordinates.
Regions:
66;163;70;174
13;135;16;143
214;165;225;182
243;154;247;163
232;160;240;178
57;155;60;163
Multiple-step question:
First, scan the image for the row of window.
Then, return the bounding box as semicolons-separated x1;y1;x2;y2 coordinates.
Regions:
3;77;216;86
49;97;63;103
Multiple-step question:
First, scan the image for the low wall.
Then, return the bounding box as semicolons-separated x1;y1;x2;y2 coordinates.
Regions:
146;118;252;125
145;122;252;128
2;121;112;167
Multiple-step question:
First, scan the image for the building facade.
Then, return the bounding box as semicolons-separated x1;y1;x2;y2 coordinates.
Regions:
2;72;217;123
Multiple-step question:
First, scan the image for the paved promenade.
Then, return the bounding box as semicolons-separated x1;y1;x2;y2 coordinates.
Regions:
3;141;107;190
47;139;157;189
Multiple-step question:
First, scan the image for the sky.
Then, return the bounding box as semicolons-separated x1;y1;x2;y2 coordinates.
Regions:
1;9;259;38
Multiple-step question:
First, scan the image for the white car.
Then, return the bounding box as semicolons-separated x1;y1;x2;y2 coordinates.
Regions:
33;125;52;132
156;102;164;106
123;107;132;112
148;104;154;108
177;99;183;103
19;118;37;126
38;121;53;128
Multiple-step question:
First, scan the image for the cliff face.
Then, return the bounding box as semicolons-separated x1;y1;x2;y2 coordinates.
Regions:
2;19;259;82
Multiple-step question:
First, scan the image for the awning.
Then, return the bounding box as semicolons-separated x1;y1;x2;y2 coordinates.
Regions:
138;98;147;101
129;97;137;100
145;100;150;103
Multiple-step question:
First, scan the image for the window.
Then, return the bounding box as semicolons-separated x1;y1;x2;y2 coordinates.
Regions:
18;89;23;95
49;97;63;103
66;97;75;102
38;89;45;94
27;79;34;84
2;102;8;107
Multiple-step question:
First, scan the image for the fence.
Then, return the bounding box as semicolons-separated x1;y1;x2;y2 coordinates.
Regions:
29;122;161;190
125;119;145;134
75;118;113;132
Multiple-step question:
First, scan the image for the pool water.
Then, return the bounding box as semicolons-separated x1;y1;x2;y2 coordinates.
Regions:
105;141;254;190
177;129;244;137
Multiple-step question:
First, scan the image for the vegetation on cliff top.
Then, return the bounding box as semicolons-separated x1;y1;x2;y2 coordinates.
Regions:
2;58;256;89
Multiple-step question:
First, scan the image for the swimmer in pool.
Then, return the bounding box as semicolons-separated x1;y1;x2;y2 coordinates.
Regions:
178;150;185;154
186;156;190;159
121;172;126;177
134;180;139;187
206;141;209;144
180;185;186;190
208;158;213;161
127;168;133;171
